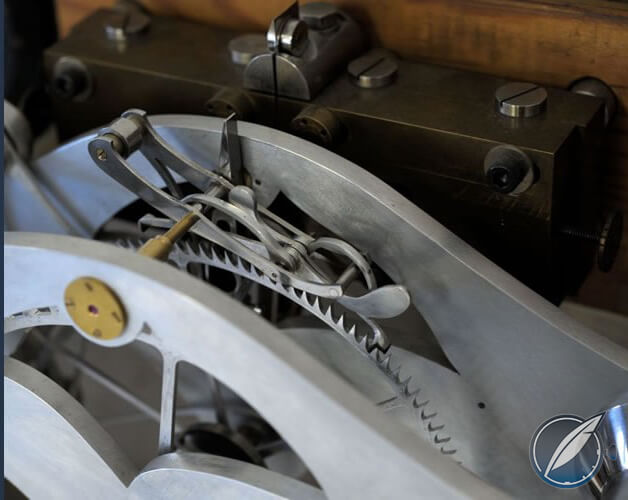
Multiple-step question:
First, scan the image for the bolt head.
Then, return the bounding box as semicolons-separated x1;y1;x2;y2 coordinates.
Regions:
483;145;535;195
486;163;524;194
495;82;547;118
348;49;398;89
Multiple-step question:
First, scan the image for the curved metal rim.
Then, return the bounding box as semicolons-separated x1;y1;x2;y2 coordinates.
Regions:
4;232;505;500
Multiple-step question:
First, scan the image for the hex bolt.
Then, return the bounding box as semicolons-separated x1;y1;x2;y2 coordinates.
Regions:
348;49;398;89
483;145;535;195
495;82;548;118
561;211;623;272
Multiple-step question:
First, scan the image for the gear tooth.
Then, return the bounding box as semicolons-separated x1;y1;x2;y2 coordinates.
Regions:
261;274;275;286
311;296;321;312
406;387;421;399
428;422;444;432
378;352;392;368
434;434;451;444
421;408;437;421
234;255;245;271
287;286;298;298
336;314;345;330
226;251;238;267
385;356;394;373
210;245;219;261
324;305;334;321
357;333;369;349
347;324;357;337
197;243;210;260
400;376;412;395
304;292;316;306
413;398;429;409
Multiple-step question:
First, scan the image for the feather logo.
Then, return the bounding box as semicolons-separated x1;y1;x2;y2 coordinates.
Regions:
543;413;604;480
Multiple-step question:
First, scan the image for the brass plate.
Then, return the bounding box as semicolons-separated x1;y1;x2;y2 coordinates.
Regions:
64;277;127;340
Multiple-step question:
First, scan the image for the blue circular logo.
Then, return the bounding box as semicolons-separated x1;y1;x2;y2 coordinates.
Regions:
529;413;605;488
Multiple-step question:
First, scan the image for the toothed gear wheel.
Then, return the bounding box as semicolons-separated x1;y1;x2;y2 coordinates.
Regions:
118;237;457;456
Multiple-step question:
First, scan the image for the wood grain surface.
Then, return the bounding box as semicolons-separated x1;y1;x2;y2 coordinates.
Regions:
56;0;628;313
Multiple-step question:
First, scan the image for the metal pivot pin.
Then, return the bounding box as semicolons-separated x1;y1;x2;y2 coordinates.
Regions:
64;277;127;340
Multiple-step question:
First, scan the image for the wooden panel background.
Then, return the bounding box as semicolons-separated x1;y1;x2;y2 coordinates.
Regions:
56;0;628;313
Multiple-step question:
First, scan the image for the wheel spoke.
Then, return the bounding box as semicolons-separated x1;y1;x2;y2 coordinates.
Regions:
158;352;179;455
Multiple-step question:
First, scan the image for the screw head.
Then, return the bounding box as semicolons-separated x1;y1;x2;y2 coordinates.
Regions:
228;34;268;65
483;145;535;195
348;49;398;89
64;277;127;340
486;163;524;193
598;211;623;272
495;82;547;118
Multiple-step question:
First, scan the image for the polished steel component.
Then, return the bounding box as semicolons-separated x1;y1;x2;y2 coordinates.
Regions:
4;100;32;159
4;356;136;499
130;452;325;499
347;49;398;89
218;113;244;185
4;233;505;499
589;399;628;499
245;2;365;100
4;357;324;499
7;114;628;497
229;34;268;65
158;352;179;455
64;276;127;339
89;109;405;351
266;2;301;54
277;18;309;57
495;82;548;118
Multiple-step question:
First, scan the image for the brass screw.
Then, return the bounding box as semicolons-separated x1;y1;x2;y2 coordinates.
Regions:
64;277;127;340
